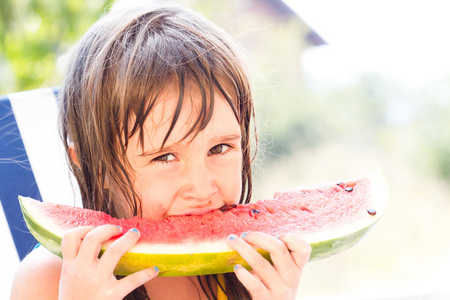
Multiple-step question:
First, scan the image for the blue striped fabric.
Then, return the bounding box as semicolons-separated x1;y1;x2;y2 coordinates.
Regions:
0;94;41;260
0;87;83;297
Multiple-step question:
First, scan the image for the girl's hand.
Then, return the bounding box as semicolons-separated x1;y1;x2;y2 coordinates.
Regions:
227;232;311;300
59;225;158;300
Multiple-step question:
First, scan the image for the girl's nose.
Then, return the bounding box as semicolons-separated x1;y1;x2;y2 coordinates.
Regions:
180;161;218;202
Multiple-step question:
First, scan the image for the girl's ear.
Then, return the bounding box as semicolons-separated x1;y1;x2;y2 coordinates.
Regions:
68;144;80;167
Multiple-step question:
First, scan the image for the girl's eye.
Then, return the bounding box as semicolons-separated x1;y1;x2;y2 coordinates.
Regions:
209;144;230;155
152;153;176;163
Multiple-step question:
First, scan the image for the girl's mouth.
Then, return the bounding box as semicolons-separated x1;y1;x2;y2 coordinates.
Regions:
180;207;216;216
175;204;238;216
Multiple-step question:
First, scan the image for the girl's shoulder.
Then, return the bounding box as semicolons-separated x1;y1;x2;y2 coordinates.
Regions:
11;246;62;299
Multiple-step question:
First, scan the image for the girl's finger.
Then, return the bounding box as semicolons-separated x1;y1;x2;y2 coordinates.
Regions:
99;228;141;275
76;225;123;262
233;264;266;299
226;234;283;289
278;233;311;271
61;226;96;260
116;266;159;298
240;232;301;285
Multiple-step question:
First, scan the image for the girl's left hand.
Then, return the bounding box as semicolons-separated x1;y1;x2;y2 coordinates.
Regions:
226;232;311;300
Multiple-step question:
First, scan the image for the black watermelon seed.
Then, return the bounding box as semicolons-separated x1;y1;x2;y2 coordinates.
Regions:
345;187;354;192
220;204;238;212
337;182;344;186
250;209;260;217
367;208;377;216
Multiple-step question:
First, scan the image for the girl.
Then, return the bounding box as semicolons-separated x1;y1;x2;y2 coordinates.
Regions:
11;3;311;300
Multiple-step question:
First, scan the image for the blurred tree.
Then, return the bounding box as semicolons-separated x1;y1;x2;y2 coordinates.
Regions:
0;0;109;94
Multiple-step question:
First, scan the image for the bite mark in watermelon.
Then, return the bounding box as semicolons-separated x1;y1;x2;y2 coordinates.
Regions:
19;169;389;276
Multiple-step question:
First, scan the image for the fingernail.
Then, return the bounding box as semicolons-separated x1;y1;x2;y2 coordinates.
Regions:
234;264;240;271
154;266;159;273
115;225;122;231
130;228;139;233
240;232;248;238
228;234;237;241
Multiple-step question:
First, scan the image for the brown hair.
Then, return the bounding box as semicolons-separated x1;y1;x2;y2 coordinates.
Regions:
59;4;255;300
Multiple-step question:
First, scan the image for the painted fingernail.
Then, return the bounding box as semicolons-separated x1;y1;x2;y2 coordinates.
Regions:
115;225;122;231
130;228;139;233
234;264;240;271
228;234;237;241
154;266;159;273
240;232;248;238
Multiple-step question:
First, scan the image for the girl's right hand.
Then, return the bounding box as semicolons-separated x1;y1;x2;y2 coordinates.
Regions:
59;225;158;300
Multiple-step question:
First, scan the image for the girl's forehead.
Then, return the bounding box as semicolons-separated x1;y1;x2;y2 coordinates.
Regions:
129;84;240;152
148;84;211;130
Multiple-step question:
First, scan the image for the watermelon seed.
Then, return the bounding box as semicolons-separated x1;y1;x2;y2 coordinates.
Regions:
367;208;377;216
337;182;343;186
220;204;237;212
250;209;260;217
345;187;354;192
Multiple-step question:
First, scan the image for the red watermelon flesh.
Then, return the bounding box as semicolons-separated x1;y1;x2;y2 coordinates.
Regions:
36;178;368;241
19;169;389;276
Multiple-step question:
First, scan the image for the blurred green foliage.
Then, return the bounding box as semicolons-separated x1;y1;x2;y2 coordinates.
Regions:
0;0;109;94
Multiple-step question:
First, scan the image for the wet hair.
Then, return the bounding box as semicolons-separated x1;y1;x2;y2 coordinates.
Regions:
60;3;255;300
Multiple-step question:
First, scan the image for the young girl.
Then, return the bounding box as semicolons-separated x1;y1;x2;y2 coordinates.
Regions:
11;4;311;300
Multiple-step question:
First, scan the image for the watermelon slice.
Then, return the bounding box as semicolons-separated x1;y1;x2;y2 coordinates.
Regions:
19;169;388;276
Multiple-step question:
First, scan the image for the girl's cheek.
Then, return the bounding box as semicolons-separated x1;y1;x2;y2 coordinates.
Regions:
143;207;168;222
140;191;172;221
222;159;243;205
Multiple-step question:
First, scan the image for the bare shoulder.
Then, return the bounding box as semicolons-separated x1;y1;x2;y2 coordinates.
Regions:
11;246;62;299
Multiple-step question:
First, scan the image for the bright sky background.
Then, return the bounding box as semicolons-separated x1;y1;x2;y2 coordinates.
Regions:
283;0;450;87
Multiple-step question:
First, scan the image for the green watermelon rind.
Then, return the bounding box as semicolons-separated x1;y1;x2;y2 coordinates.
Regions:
109;249;272;276
20;201;63;257
18;169;389;277
108;222;377;276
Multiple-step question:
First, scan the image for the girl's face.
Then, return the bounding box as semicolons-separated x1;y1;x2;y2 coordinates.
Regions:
124;85;243;221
